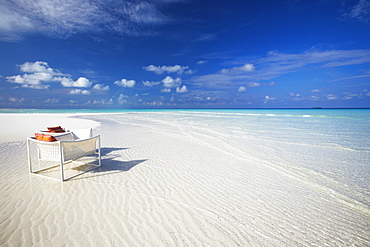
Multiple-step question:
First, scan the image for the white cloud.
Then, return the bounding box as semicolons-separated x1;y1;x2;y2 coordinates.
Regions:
90;99;113;105
195;33;216;42
69;89;91;95
311;89;321;93
59;77;92;87
176;85;188;93
221;63;255;74
144;65;191;74
114;79;136;88
238;86;247;92
0;0;179;40
346;0;370;23
193;49;370;88
197;60;208;65
7;61;92;89
331;72;370;81
20;61;57;74
310;95;320;101
264;95;276;103
142;80;161;87
6;72;53;89
9;97;25;103
162;76;182;88
289;93;301;97
247;82;261;87
0;6;33;41
93;84;110;90
160;88;171;93
265;81;276;86
74;77;92;87
342;92;359;100
366;92;370;96
44;98;59;103
326;94;338;100
117;94;128;104
122;1;170;24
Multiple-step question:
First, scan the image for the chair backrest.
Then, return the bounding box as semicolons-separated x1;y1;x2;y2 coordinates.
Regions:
54;132;74;141
69;128;93;140
62;135;98;161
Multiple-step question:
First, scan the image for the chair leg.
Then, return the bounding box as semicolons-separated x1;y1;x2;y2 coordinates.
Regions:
59;143;65;181
98;136;101;167
27;139;32;173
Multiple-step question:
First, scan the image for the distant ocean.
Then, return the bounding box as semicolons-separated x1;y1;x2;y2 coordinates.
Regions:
1;107;370;116
2;108;369;207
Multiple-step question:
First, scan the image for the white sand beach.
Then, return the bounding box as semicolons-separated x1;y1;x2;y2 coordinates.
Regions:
0;111;369;246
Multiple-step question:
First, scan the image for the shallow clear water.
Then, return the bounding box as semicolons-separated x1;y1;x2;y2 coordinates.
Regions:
103;108;369;208
156;109;370;207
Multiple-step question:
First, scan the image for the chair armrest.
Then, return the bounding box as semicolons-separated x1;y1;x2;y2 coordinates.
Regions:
27;137;61;145
27;137;61;161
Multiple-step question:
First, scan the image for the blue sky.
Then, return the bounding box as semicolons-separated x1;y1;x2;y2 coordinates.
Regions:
0;0;369;108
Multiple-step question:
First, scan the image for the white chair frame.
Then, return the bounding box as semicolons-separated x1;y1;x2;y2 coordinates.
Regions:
27;135;101;181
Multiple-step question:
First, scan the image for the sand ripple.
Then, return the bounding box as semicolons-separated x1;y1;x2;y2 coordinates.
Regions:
0;112;369;246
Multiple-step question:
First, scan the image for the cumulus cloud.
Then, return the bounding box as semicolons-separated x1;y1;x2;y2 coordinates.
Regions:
6;61;65;89
9;97;25;103
144;65;192;74
0;0;182;41
44;98;59;103
161;88;171;93
310;95;320;101
162;76;182;88
59;77;92;87
264;95;276;103
197;60;208;65
7;61;93;89
289;93;302;101
20;61;59;74
343;92;359;100
176;85;188;93
90;98;113;105
265;81;276;86
311;89;321;93
289;93;301;97
238;86;247;92
117;94;128;104
69;89;91;95
326;94;338;100
247;82;261;87
221;63;255;74
142;80;161;87
114;79;136;88
93;84;110;90
7;72;53;89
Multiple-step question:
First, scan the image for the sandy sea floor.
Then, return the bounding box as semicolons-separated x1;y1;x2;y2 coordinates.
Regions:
0;112;369;246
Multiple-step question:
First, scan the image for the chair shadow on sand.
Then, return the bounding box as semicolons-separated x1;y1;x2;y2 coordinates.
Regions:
73;147;148;179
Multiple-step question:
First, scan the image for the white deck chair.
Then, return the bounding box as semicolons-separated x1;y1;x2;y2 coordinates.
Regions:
27;130;101;181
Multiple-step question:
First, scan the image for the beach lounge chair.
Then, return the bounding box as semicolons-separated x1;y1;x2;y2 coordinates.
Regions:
27;128;101;181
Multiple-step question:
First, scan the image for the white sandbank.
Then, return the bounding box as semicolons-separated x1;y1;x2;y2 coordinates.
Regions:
0;112;369;246
0;113;100;142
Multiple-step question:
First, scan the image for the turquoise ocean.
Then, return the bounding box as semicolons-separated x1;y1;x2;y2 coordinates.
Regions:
2;108;369;208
